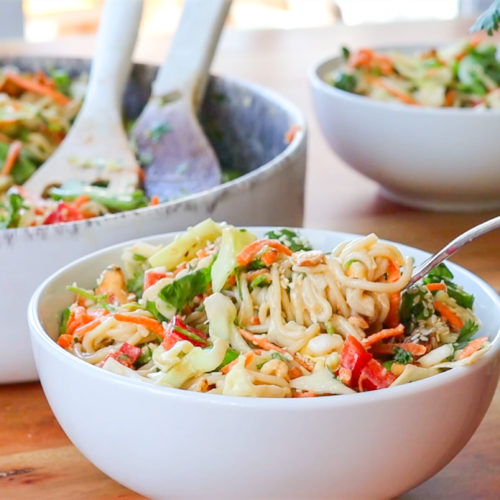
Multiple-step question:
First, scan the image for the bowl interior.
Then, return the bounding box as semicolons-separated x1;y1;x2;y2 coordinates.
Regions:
314;46;431;85
33;227;500;395
3;56;295;178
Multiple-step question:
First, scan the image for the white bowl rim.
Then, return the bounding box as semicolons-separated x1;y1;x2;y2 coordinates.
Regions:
29;227;500;410
3;73;306;236
310;45;500;117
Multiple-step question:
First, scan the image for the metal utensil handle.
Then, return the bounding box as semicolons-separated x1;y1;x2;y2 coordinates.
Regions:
408;216;500;287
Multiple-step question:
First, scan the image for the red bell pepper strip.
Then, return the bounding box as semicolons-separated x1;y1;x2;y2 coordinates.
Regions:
43;202;83;225
101;342;142;368
118;342;141;363
162;316;210;350
357;359;396;392
144;269;168;290
339;335;373;388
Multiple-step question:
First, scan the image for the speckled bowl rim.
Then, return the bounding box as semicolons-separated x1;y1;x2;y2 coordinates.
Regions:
29;227;500;410
3;72;306;237
311;43;500;117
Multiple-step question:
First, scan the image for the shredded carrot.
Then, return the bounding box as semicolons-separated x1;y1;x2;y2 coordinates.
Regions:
349;48;374;69
362;324;405;347
457;336;488;361
221;357;239;375
426;282;447;292
292;353;314;372
247;269;269;281
1;140;22;176
386;261;401;282
433;301;464;330
289;365;303;379
72;195;91;209
261;249;279;266
239;328;313;372
76;293;87;306
244;351;255;367
370;342;427;357
285;124;301;144
373;54;393;75
0;132;12;143
444;90;456;107
292;391;317;398
239;328;287;353
35;70;55;88
134;166;146;183
5;72;71;106
372;78;420;105
113;313;165;336
66;306;92;336
350;49;393;74
385;294;401;328
236;239;292;266
456;33;484;61
220;352;254;375
196;248;210;259
73;318;102;338
57;334;74;348
250;316;261;326
149;195;160;206
225;274;236;287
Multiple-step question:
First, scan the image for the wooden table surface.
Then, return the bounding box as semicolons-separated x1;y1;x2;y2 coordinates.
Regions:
1;18;500;499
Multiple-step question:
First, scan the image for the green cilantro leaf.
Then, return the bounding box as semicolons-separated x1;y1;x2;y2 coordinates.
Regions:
393;346;413;364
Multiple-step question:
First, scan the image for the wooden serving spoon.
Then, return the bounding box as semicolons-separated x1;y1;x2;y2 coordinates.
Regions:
130;0;231;200
24;0;143;196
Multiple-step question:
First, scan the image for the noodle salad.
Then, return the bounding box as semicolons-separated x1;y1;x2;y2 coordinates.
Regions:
330;36;500;108
56;220;490;398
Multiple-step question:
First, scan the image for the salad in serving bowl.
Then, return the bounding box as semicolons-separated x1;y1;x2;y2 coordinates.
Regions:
51;219;491;397
329;36;500;109
0;65;153;228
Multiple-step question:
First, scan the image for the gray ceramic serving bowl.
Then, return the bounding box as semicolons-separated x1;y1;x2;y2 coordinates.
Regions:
1;56;306;383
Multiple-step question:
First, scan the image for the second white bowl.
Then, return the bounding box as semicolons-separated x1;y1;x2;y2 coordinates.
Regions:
310;50;500;212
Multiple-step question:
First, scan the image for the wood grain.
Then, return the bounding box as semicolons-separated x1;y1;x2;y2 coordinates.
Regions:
0;445;143;499
1;18;499;499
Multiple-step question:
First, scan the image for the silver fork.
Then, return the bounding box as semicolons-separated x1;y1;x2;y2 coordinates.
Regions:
408;216;500;287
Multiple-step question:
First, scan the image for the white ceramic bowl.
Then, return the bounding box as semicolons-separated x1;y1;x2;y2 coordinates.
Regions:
29;228;500;500
310;50;500;212
1;57;306;384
